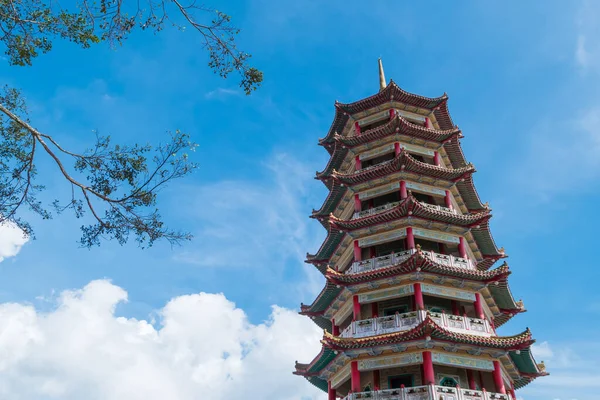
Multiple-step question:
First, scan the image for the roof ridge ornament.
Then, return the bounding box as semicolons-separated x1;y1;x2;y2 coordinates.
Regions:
378;58;387;92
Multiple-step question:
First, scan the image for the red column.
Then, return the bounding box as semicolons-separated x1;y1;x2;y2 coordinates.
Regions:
422;351;435;385
373;370;381;390
478;371;485;390
474;292;485;320
433;151;441;166
493;361;506;394
354;194;361;213
351;361;361;393
331;318;340;336
328;381;336;400
413;283;424;310
467;369;476;390
353;295;361;321
389;109;396;120
355;121;361;135
394;142;401;156
400;181;408;199
451;300;460;316
371;302;378;318
354;241;361;262
444;190;453;209
458;237;467;258
424;117;430;128
355;155;362;170
406;227;415;249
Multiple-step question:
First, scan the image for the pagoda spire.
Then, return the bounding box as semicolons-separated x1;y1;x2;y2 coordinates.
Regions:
378;58;387;91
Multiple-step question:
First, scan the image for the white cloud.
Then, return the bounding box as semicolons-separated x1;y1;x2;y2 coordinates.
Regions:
0;279;326;400
575;1;600;72
204;88;241;100
0;221;28;262
173;152;326;298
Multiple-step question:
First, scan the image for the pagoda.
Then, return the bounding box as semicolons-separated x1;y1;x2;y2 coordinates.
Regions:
294;60;547;400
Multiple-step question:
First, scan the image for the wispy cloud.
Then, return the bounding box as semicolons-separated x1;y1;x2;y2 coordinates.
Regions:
173;151;326;299
204;88;242;100
575;0;600;72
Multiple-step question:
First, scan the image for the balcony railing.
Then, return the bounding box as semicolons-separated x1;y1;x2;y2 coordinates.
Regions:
339;310;493;339
418;201;457;214
342;385;511;400
420;250;475;270
353;201;402;219
352;201;456;220
348;249;474;274
348;249;415;274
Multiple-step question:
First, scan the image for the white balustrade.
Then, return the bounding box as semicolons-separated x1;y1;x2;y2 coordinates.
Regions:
340;311;492;339
349;248;474;274
420;250;475;270
349;249;415;274
418;201;458;214
342;386;512;400
353;201;401;219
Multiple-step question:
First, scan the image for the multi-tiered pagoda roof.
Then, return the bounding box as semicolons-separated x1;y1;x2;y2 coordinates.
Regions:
295;60;547;400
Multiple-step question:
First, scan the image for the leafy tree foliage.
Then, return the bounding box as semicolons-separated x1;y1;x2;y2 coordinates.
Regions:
0;1;262;246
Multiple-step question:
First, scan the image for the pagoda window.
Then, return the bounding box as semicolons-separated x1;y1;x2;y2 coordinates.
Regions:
361;152;395;169
423;295;452;314
374;239;406;257
382;304;409;316
407;152;436;165
414;238;444;253
367;191;400;209
388;374;414;389
360;116;389;132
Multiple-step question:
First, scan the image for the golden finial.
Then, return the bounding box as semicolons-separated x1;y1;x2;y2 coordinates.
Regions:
378;58;387;92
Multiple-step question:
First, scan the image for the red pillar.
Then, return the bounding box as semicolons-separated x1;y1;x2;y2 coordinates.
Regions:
371;302;378;318
354;240;361;262
444;190;453;209
451;300;460;316
458;237;467;258
353;295;361;321
422;351;435;385
474;292;485;320
331;318;340;336
424;117;430;128
355;121;361;135
413;283;424;310
373;370;381;390
328;381;336;400
355;155;362;171
351;361;361;393
354;194;361;213
394;142;401;156
389;109;396;120
467;369;476;390
433;151;441;166
406;227;415;249
400;181;408;199
493;361;506;394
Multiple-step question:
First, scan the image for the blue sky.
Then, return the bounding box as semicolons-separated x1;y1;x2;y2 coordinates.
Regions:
0;1;599;399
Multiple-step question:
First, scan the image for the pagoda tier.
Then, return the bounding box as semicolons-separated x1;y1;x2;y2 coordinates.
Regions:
296;61;546;400
300;253;524;330
320;316;533;351
334;114;461;149
330;150;475;186
305;218;505;272
327;194;491;231
319;80;452;153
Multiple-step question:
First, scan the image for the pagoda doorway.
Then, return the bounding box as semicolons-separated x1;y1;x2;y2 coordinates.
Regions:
389;374;413;389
